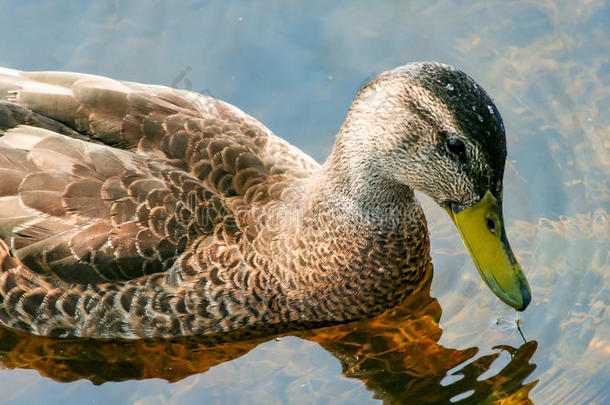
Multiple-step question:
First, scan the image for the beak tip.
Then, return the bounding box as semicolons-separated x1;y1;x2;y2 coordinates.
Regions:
516;284;532;311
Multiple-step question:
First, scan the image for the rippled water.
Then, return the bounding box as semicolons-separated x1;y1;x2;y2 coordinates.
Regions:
0;1;608;404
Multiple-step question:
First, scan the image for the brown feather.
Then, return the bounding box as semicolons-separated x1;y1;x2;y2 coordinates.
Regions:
19;172;70;217
0;168;26;196
62;179;108;219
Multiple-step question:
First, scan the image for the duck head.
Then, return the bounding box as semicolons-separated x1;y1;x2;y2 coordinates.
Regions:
342;62;531;311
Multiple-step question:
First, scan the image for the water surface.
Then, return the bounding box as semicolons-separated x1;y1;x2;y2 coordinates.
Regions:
0;0;608;404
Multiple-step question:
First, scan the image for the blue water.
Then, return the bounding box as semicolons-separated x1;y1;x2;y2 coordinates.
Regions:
0;1;608;404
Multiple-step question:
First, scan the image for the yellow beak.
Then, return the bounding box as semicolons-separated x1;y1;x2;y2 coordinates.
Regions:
446;190;531;311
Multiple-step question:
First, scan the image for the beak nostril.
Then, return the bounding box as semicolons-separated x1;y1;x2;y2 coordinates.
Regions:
486;217;496;232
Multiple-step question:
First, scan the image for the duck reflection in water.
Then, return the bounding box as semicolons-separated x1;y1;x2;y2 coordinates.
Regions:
0;270;538;403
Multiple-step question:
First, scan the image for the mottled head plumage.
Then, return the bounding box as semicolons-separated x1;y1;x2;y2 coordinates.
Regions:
408;62;507;198
337;62;508;211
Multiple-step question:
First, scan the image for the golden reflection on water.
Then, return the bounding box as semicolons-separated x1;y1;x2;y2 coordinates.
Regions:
0;269;538;404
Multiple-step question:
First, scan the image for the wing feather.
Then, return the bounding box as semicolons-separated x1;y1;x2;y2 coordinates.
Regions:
0;67;322;337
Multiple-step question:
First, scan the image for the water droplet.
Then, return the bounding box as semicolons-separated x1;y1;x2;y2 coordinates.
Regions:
487;105;495;115
490;316;518;333
473;83;478;90
238;16;243;21
275;337;281;342
471;106;477;111
476;113;484;122
445;83;454;91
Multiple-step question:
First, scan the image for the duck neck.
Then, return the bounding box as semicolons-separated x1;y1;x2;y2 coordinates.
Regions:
316;122;418;220
271;124;431;322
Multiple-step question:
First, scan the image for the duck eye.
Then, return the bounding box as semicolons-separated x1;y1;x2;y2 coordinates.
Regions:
447;139;466;156
486;217;496;232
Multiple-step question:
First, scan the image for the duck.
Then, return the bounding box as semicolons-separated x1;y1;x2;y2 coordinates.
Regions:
0;62;531;339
